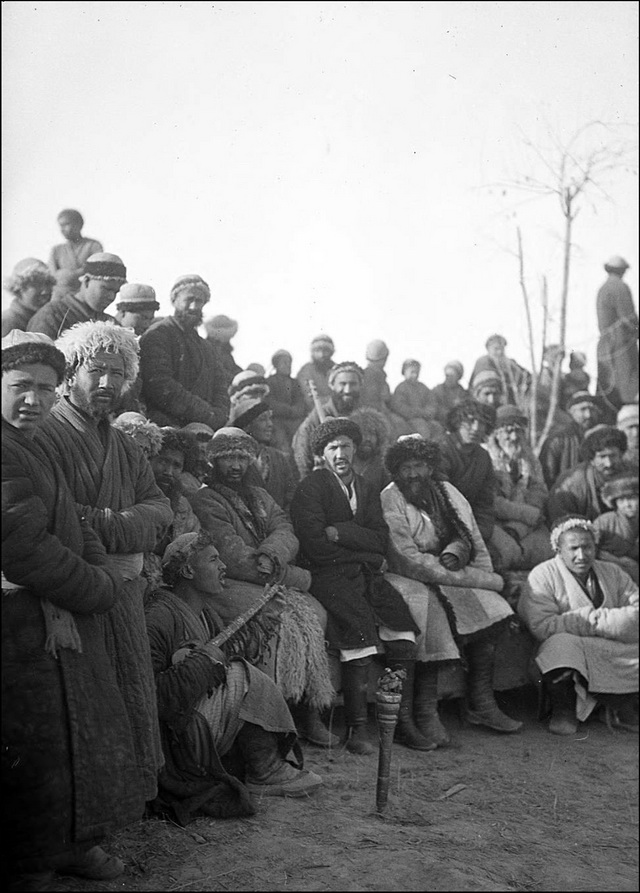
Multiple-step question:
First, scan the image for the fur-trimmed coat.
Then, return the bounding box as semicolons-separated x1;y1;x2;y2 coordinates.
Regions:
2;421;144;872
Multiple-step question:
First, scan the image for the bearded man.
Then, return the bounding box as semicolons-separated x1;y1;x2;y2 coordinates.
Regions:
28;252;126;339
538;391;600;490
485;405;553;571
35;320;173;802
296;333;336;413
189;427;337;749
292;360;364;479
290;418;428;755
548;425;630;523
380;435;522;747
139;274;229;430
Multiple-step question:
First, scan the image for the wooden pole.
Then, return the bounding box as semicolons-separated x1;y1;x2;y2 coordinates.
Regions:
375;668;405;813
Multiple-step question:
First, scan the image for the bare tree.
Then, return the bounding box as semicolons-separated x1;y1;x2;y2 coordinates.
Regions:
486;120;637;454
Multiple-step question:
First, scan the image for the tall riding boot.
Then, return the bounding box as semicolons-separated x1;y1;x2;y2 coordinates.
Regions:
293;702;340;748
545;671;578;735
413;662;450;748
465;638;523;733
341;658;375;755
237;723;323;797
385;640;436;751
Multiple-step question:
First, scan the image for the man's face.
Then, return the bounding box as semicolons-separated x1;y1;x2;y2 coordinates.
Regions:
311;345;334;364
620;423;639;451
591;447;624;480
20;282;53;313
397;459;431;500
246;410;274;445
274;355;292;376
119;309;156;336
58;214;82;241
569;401;596;432
487;341;505;362
2;364;58;435
151;448;185;494
68;350;126;419
323;436;355;479
188;544;227;596
475;384;502;407
457;414;487;445
173;288;209;329
331;372;361;414
215;451;251;486
557;529;596;578
615;495;639;520
495;424;524;456
444;368;460;385
357;432;379;460
404;366;420;383
81;277;122;313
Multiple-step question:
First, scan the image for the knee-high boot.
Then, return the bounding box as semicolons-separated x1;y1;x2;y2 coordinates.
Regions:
544;670;578;736
385;640;437;752
465;638;523;733
291;702;340;749
413;662;450;748
341;658;375;755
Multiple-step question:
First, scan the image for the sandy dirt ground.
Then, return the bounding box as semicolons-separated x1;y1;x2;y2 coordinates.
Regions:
49;687;638;893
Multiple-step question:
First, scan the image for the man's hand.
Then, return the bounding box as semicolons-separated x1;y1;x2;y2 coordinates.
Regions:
325;526;339;543
256;554;275;576
201;642;228;666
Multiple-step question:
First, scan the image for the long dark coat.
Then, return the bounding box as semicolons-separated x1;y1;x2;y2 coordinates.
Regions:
290;468;419;650
2;421;144;873
596;272;639;414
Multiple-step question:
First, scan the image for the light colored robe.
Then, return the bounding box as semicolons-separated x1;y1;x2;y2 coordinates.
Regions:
520;556;639;721
381;481;512;662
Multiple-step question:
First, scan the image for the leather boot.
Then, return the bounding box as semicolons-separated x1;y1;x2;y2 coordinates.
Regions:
294;703;340;748
465;639;523;733
386;658;438;751
545;672;578;736
237;723;323;796
413;662;450;748
341;658;375;755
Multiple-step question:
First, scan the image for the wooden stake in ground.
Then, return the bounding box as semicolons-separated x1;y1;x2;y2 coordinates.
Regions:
375;668;405;813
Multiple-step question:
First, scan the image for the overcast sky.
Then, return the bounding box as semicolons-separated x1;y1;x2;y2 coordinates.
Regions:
2;1;638;388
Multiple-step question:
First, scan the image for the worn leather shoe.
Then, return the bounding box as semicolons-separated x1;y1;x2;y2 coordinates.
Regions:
548;710;578;736
62;846;124;880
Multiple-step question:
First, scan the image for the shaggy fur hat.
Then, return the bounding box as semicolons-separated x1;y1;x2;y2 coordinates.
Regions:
158;427;200;468
349;407;391;450
447;398;496;434
617;404;639;430
311;417;362;456
4;258;56;297
112;415;164;458
566;390;598;411
169;274;210;304
2;329;66;384
205;427;259;462
328;361;364;388
55;320;139;391
601;474;639;509
582;424;627;458
385;435;442;479
203;314;238;341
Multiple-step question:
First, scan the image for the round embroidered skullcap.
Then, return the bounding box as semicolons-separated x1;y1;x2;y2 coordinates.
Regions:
311;417;362;456
327;361;364;388
169;274;210;304
2;329;66;383
549;515;595;553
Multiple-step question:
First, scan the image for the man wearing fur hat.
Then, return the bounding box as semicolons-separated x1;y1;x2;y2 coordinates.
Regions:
203;313;243;391
227;371;300;514
27;252;126;339
548;424;631;523
296;333;336;412
189;427;337;749
2;330;144;889
290;418;430;755
485;405;553;571
292;360;364;479
139;274;229;430
617;403;639;469
115;283;160;336
596;255;638;419
2;257;56;336
35;320;173;804
593;474;639;584
380;435;522;743
539;391;601;489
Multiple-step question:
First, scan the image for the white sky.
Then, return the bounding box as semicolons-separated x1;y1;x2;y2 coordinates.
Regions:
2;0;638;390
